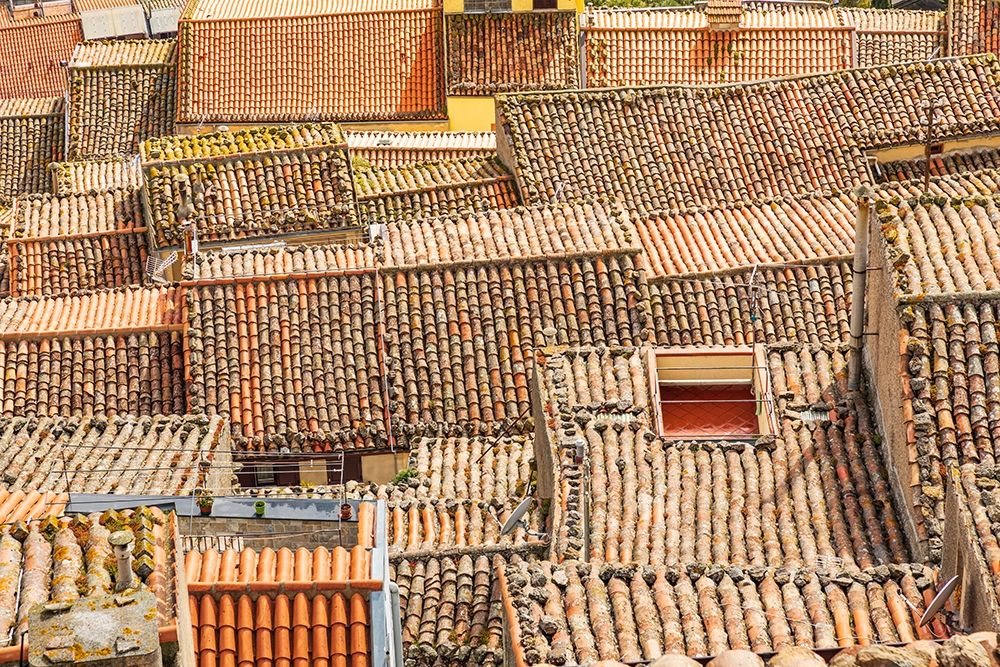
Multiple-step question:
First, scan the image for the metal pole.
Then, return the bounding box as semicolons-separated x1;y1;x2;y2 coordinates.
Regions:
848;186;873;392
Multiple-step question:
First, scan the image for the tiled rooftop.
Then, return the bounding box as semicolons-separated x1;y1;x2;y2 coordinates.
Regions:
386;498;542;556
345;131;496;168
354;157;520;225
497;559;946;663
636;194;854;278
875;146;1000;182
0;414;232;494
141;124;358;247
0;98;64;206
948;0;1000;57
391;553;504;667
403;435;534;503
67;39;177;160
843;8;945;68
497;56;1000;212
0;506;182;645
878;195;1000;300
648;261;853;347
8;189;148;296
186;270;386;452
49;157;144;195
176;0;445;124
445;12;578;96
582;5;854;88
0;12;81;98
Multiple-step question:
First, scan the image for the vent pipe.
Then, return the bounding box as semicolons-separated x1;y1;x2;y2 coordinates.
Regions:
848;186;873;392
109;530;135;592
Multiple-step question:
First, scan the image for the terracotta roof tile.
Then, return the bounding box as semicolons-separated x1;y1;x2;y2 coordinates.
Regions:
0;414;233;494
636;194;854;278
877;195;1000;300
949;0;1000;57
582;5;852;87
390;554;504;667
875;147;1000;184
0;506;181;645
538;344;910;568
649;261;853;347
0;286;186;417
497;55;1000;212
346;131;496;169
0;490;66;525
496;559;945;663
191;244;378;280
176;0;445;124
141;124;358;248
446;12;578;96
355;157;520;226
0;13;82;98
67;39;178;160
185;544;374;589
0;284;184;338
957;464;1000;610
186;272;387;453
877;168;1000;199
386;499;542;556
0;98;64;206
8;189;148;297
402;435;534;502
383;201;634;268
385;251;652;429
50;157;144;195
843;8;945;67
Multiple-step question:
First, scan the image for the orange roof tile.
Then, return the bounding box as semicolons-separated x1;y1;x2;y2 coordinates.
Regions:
0;284;185;340
949;0;1000;57
0;489;66;524
581;5;853;87
346;131;496;168
0;13;82;98
176;0;446;124
50;157;143;195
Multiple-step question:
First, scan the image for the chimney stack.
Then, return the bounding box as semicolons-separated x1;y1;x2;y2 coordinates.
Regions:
706;0;741;31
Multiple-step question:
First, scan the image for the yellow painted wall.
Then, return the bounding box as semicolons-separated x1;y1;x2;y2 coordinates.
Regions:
447;96;497;132
361;453;410;485
444;0;463;12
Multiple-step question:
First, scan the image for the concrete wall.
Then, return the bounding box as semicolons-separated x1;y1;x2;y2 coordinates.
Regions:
942;469;1000;631
864;214;929;560
361;452;410;485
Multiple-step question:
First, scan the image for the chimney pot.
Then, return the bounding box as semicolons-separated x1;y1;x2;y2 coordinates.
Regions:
109;530;135;592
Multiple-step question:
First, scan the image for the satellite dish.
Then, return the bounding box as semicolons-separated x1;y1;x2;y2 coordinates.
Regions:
499;497;546;539
920;575;961;627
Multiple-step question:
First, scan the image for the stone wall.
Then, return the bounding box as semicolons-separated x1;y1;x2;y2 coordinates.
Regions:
864;222;929;560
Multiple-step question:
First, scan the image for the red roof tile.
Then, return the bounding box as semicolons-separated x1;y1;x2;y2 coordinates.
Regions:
0;13;82;98
346;131;496;169
582;5;852;87
185;544;375;591
354;157;520;226
8;189;149;296
176;0;446;124
445;12;579;96
67;39;178;160
843;8;945;67
0;414;233;494
497;55;1000;212
649;261;853;347
949;0;1000;57
875;147;1000;184
636;194;854;278
877;196;1000;300
497;559;946;663
0;98;65;206
141;124;358;248
0;490;66;525
50;157;144;195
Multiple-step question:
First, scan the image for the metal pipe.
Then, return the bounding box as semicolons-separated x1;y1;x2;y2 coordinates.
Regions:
388;582;404;667
848;186;873;392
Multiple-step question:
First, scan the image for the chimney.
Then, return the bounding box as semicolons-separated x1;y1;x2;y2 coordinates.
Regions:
848;185;874;393
706;0;741;32
109;530;135;592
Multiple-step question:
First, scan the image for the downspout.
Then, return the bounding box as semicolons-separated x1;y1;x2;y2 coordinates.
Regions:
388;582;404;667
848;185;873;392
